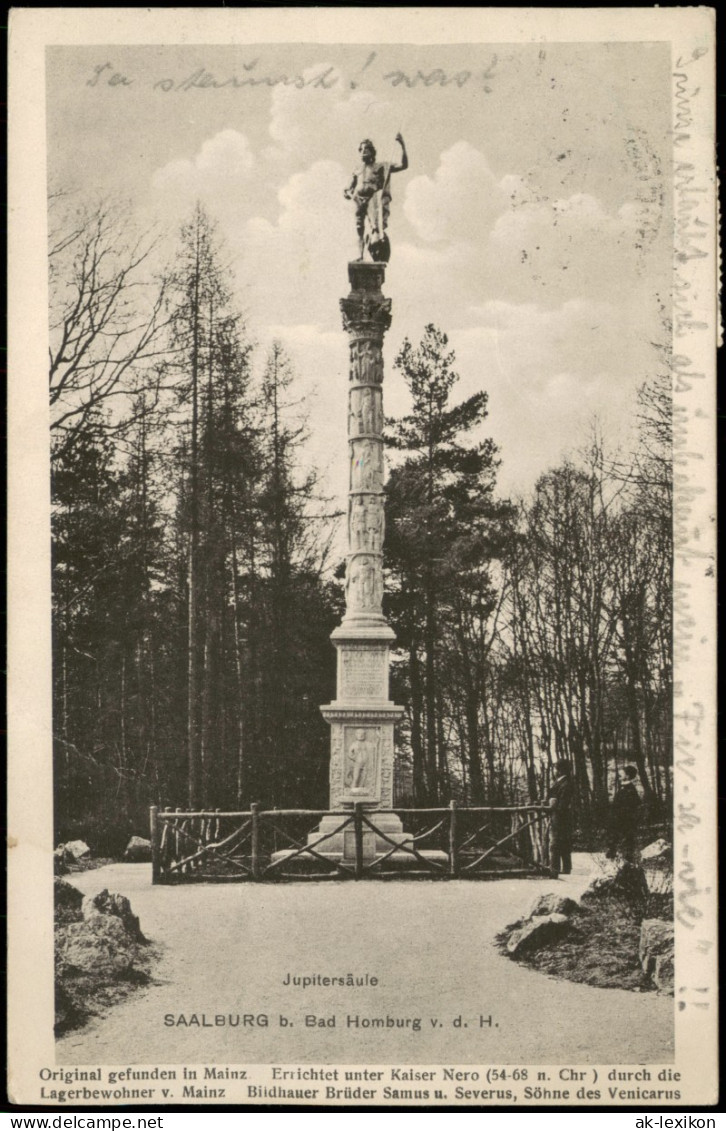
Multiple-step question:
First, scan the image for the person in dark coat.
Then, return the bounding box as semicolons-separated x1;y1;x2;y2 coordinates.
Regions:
606;765;642;862
548;760;574;875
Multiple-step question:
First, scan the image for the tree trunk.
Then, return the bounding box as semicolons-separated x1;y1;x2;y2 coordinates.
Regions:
424;578;438;805
230;536;247;807
408;644;427;805
187;243;201;809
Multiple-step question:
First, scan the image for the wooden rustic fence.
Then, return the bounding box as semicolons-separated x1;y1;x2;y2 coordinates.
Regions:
150;803;555;883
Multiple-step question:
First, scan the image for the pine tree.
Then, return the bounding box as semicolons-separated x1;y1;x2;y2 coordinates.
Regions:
167;204;255;807
52;413;150;847
385;325;512;804
249;342;336;806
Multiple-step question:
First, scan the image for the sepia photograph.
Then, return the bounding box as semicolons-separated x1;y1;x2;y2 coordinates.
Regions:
7;7;718;1110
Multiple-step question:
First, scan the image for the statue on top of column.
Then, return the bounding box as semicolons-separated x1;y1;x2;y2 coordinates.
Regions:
344;134;408;263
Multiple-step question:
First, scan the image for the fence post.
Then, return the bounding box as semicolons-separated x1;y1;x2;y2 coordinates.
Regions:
354;803;364;880
150;806;160;884
161;806;171;874
448;800;458;878
251;802;261;881
531;809;538;858
545;807;559;876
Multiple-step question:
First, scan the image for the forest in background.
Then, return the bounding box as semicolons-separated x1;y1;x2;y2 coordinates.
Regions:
49;195;673;854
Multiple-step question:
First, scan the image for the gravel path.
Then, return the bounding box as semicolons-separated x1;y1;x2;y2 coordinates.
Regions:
58;859;673;1065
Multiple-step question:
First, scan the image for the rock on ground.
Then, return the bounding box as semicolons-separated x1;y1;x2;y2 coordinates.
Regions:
505;913;570;956
639;918;674;966
54;846;73;875
639;918;674;995
580;861;649;909
528;892;579;918
640;838;671;862
500;890;579;957
654;953;674;994
82;889;147;943
65;840;91;860
54;878;84;923
57;915;139;978
124;837;152;863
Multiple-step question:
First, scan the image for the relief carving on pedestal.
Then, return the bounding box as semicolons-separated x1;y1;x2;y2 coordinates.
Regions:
343;726;381;798
379;727;394;804
329;728;344;802
379;758;393;805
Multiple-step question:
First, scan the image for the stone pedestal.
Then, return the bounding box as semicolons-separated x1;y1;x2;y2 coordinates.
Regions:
315;262;406;861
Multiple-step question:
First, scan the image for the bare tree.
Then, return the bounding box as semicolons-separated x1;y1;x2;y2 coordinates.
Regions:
48;194;169;460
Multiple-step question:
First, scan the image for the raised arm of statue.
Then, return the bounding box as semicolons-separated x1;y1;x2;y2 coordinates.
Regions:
391;133;408;174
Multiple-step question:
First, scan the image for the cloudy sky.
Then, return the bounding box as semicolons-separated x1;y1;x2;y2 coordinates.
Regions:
47;42;671;504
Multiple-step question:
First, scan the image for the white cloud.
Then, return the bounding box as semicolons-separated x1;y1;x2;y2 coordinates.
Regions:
236;160;354;329
507;302;625;394
151;130;256;216
489;190;660;303
397;141;663;311
449;297;656;493
267;66;395;168
403;141;505;243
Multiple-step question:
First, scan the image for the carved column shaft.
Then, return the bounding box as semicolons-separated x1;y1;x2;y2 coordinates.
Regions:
340;263;391;626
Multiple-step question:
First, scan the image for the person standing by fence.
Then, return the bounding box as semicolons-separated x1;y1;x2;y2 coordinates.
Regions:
605;765;642;863
547;760;574;875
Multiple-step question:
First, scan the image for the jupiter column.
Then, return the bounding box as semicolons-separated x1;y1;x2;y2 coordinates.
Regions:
317;261;406;860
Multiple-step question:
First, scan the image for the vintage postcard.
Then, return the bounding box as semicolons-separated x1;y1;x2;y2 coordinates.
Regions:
7;7;718;1109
